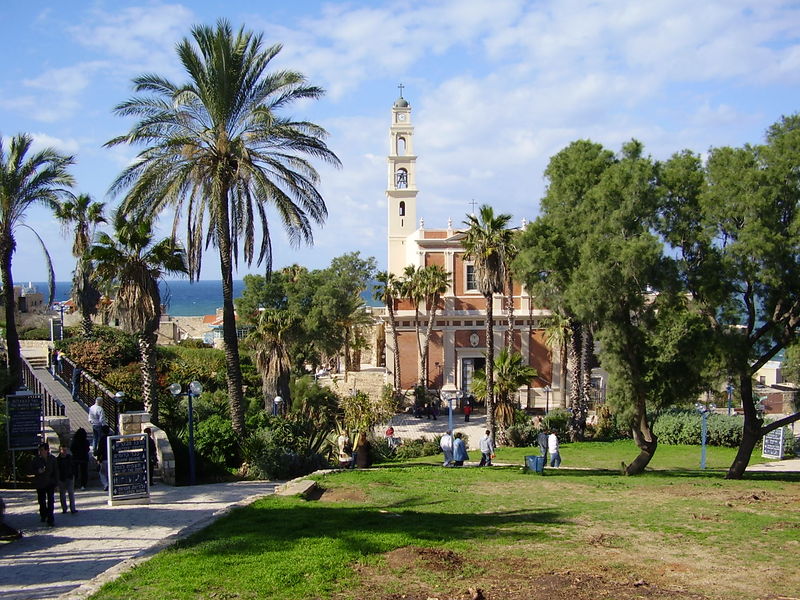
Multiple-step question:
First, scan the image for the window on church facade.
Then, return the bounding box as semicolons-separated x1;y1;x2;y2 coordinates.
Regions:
465;264;477;291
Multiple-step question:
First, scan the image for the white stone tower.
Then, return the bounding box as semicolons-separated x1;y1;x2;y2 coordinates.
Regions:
386;88;417;276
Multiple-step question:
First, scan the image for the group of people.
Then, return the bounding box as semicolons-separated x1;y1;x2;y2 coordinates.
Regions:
336;431;372;469
439;429;495;467
536;427;561;467
31;441;81;527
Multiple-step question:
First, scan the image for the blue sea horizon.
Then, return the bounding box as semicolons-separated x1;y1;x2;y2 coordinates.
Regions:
31;279;381;318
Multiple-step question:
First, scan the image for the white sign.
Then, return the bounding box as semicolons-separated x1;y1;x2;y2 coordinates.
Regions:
762;428;784;460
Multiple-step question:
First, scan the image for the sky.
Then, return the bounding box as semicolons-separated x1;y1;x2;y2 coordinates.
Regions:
2;0;800;283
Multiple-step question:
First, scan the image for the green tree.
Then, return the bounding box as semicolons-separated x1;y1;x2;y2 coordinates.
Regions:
55;194;107;338
373;271;402;390
106;20;341;434
462;205;514;440
417;264;450;386
659;115;800;478
247;309;298;408
90;213;188;424
0;134;74;385
472;348;537;436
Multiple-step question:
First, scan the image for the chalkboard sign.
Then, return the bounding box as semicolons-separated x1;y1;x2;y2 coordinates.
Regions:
762;428;784;459
6;393;43;450
108;434;149;504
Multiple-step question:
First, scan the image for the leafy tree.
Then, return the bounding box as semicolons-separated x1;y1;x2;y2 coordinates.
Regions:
472;348;537;437
462;204;514;440
373;271;402;390
417;264;450;386
106;20;340;434
0;134;73;386
659;115;800;478
90;213;188;424
55;193;107;338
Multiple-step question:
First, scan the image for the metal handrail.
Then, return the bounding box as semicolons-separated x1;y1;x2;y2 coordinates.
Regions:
20;355;66;417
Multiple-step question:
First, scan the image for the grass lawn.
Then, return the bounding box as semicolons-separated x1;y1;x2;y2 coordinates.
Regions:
92;444;799;600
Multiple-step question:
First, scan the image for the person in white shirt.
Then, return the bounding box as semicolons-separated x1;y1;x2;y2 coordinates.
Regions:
479;430;494;466
440;430;454;467
548;431;561;468
88;398;106;454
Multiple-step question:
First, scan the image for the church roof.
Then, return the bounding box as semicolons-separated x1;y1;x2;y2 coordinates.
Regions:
394;96;409;108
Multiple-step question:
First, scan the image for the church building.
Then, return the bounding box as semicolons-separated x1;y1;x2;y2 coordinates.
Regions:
382;93;561;408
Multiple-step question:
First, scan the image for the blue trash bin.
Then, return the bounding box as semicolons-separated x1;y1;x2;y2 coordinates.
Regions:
525;455;545;474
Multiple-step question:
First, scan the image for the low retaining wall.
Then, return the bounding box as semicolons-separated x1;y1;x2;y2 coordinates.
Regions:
119;411;177;486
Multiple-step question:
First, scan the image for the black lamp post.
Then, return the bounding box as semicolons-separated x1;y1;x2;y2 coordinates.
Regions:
169;381;203;485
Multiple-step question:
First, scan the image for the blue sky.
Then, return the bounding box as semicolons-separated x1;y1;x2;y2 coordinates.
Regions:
2;0;800;282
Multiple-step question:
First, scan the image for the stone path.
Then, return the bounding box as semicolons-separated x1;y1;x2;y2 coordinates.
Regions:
382;409;489;449
0;481;278;600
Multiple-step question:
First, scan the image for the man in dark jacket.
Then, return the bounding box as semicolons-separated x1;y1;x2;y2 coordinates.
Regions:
31;443;58;526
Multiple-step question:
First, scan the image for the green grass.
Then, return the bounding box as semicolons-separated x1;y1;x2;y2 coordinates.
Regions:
91;444;800;600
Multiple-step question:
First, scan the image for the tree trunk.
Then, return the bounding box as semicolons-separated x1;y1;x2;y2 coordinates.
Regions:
574;324;593;441
414;304;423;385
0;236;21;388
726;373;761;479
343;327;351;373
138;331;159;424
567;320;582;412
420;298;439;387
485;292;496;440
215;200;246;435
387;302;401;391
505;275;514;348
625;402;658;475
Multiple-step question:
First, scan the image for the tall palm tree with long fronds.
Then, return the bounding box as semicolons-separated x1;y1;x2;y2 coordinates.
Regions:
373;271;402;391
472;348;537;438
247;309;298;410
105;20;340;434
418;264;450;387
462;204;513;440
0;134;74;385
90;213;188;424
55;194;107;338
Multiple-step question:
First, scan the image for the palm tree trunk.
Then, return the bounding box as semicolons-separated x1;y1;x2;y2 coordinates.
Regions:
139;332;159;424
575;324;593;441
0;237;21;388
215;199;246;435
568;319;582;412
388;303;401;391
485;292;496;439
414;305;423;385
505;275;514;348
420;300;439;387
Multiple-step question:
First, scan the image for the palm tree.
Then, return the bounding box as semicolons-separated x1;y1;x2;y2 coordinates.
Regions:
55;194;107;338
90;213;188;424
472;348;537;437
418;264;450;386
543;312;571;409
400;265;425;384
247;309;297;409
373;271;402;391
462;204;513;439
105;20;340;435
0;134;74;385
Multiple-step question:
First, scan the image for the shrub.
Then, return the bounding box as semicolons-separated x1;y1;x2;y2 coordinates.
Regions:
241;427;329;480
19;326;50;340
369;437;395;463
393;436;442;460
194;414;241;468
505;423;537;447
587;405;630;441
542;408;570;436
177;338;212;349
652;409;743;447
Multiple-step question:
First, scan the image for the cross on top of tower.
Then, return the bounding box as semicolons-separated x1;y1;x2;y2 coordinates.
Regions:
469;199;478;214
398;83;405;98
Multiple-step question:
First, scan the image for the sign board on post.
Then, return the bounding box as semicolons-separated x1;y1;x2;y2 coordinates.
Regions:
107;434;150;506
762;428;785;460
6;393;43;450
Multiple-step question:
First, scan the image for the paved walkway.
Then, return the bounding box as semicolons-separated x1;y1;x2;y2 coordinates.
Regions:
0;481;278;600
383;410;489;449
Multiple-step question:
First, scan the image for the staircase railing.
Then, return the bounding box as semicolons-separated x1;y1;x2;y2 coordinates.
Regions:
21;355;66;417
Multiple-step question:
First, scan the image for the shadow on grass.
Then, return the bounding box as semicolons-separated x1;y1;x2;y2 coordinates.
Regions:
172;500;565;559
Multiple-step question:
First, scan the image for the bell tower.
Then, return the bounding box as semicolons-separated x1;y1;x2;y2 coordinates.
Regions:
387;87;417;275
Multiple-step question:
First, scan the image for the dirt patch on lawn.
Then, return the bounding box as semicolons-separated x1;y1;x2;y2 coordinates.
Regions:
311;486;369;503
344;547;710;600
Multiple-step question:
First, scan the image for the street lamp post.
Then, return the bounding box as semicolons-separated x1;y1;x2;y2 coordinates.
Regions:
114;391;125;434
544;385;551;414
169;381;203;485
727;380;734;416
695;402;716;469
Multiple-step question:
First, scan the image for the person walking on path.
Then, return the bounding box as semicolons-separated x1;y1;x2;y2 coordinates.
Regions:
537;429;548;460
89;397;106;454
56;445;77;514
95;425;111;491
452;432;469;467
548;431;561;468
70;428;90;489
479;430;494;466
31;443;57;526
440;430;454;467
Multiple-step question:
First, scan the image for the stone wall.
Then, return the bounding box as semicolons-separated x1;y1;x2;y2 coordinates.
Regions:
119;411;177;486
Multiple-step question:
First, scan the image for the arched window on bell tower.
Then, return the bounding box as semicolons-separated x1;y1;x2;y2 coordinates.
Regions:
396;136;406;156
396;168;408;189
399;201;406;216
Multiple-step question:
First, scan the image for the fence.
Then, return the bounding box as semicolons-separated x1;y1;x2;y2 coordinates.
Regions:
49;349;121;433
20;355;66;417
